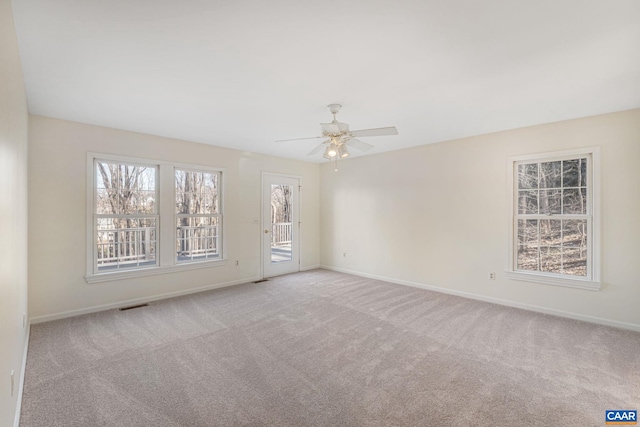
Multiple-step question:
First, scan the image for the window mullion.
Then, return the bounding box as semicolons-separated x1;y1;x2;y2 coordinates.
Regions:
159;163;175;268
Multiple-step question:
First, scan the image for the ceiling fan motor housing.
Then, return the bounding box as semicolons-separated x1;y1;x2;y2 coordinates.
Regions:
321;121;349;136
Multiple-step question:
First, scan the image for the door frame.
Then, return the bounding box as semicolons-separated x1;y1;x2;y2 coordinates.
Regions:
261;172;301;279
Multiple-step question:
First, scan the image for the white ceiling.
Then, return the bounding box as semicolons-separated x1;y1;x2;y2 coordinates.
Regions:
12;0;640;162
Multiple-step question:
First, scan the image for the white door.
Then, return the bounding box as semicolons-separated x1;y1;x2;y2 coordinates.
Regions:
262;174;300;278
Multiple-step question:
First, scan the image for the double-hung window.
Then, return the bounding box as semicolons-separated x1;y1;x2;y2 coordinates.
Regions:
87;154;225;282
507;148;601;290
94;160;158;272
175;169;222;262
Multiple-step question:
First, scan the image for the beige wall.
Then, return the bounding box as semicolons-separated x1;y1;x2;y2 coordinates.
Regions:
0;0;29;424
28;116;320;320
320;109;640;330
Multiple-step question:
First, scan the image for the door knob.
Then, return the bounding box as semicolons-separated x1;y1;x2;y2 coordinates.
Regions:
264;229;270;234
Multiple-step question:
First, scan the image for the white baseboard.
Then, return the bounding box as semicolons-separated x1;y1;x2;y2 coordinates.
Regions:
300;264;321;272
320;265;640;333
30;276;260;324
14;322;30;427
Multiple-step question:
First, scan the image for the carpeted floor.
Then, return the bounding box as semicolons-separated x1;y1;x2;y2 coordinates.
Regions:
20;269;640;426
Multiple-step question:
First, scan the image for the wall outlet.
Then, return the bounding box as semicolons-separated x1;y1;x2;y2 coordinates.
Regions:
343;252;347;257
10;370;14;396
488;272;496;280
235;260;239;266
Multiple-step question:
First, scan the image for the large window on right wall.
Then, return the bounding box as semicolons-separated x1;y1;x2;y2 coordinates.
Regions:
507;147;601;290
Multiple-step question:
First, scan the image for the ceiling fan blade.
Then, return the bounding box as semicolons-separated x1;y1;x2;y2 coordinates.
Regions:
348;126;398;138
344;138;374;151
276;135;325;142
307;140;329;156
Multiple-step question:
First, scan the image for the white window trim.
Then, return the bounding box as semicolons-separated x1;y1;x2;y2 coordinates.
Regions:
506;147;602;291
85;152;227;283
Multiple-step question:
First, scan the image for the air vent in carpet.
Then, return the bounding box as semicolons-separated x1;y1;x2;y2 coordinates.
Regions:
119;303;149;311
252;279;269;283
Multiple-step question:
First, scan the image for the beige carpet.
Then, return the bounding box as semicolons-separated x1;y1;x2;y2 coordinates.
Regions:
20;269;640;426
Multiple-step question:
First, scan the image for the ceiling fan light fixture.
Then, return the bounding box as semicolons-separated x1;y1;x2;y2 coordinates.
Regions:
338;145;350;158
327;143;338;158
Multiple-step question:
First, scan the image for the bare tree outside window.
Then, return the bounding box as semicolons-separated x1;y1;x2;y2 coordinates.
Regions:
270;185;293;263
89;155;226;280
95;161;157;271
175;169;222;262
515;157;589;277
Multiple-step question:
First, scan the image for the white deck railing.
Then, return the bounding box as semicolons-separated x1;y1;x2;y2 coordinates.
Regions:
97;225;220;269
176;225;219;256
271;222;292;246
96;227;155;268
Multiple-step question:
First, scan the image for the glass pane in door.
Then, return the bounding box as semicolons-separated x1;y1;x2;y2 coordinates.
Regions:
270;184;293;263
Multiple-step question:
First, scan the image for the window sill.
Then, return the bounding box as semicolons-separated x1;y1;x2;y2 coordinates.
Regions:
505;271;601;291
85;259;228;283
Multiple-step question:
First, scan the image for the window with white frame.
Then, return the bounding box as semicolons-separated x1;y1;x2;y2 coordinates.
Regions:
175;169;222;262
88;154;225;282
508;148;600;290
94;160;158;272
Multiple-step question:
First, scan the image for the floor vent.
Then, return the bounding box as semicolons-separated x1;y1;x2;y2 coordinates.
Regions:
252;279;269;283
119;303;149;311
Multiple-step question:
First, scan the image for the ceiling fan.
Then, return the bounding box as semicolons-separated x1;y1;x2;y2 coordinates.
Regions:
276;104;398;169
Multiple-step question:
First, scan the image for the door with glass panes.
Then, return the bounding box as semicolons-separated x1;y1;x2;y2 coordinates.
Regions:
262;174;299;277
